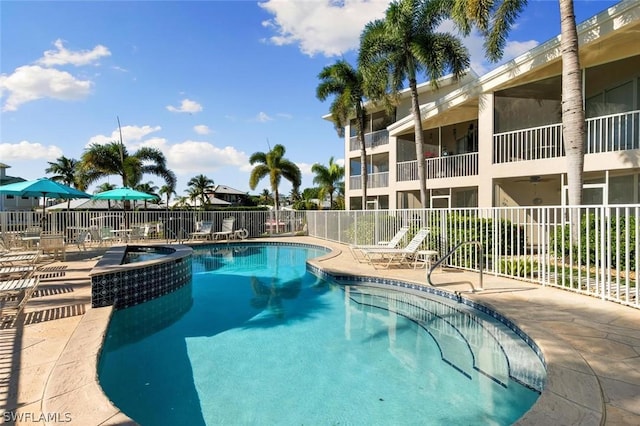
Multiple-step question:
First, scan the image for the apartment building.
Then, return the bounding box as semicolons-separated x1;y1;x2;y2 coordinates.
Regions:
336;1;640;210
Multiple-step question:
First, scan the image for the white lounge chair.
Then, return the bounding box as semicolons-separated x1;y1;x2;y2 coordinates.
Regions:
191;221;214;240
349;226;410;263
212;218;235;241
361;228;431;269
0;276;40;325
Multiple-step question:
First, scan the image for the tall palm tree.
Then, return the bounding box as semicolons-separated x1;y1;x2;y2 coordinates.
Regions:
359;0;470;208
45;155;81;209
79;141;177;191
442;0;584;232
317;60;369;208
311;156;345;209
159;184;176;210
186;174;215;209
249;144;301;211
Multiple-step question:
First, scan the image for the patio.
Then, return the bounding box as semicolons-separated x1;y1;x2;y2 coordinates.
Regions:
0;237;638;425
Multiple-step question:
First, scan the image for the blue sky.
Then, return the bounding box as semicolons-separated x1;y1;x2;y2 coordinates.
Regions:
0;0;619;199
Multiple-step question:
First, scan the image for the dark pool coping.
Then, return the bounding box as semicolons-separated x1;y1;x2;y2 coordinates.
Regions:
89;244;192;278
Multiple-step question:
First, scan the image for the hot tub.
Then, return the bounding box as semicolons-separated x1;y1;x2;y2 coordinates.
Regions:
90;244;192;309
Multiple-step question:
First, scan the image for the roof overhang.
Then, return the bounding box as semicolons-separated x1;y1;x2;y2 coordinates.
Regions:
389;0;640;136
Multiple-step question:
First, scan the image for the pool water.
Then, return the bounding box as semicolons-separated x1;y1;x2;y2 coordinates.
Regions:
99;244;544;425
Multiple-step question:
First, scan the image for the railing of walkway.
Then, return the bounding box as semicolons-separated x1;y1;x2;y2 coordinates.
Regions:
306;206;639;309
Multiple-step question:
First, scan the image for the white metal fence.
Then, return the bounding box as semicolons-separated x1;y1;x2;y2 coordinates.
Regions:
0;210;307;247
306;206;639;309
2;206;637;309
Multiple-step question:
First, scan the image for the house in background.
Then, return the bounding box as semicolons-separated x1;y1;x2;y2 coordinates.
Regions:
0;163;39;212
331;1;640;210
210;185;249;206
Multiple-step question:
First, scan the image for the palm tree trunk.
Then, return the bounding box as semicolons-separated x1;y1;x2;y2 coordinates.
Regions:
560;0;585;243
409;78;428;208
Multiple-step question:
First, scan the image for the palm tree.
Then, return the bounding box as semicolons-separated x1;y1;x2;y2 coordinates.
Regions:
259;189;274;207
159;184;176;209
94;182;117;210
45;155;81;209
359;0;469;208
311;156;345;209
442;0;584;232
249;144;301;211
134;180;159;209
79;141;177;191
317;60;369;208
186;174;215;209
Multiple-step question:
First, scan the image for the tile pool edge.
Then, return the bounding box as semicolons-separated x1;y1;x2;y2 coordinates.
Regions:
89;244;193;309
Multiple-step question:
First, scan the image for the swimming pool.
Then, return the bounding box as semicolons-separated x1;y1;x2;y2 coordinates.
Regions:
99;243;545;425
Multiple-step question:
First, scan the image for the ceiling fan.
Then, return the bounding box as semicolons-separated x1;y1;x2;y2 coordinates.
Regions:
514;175;552;183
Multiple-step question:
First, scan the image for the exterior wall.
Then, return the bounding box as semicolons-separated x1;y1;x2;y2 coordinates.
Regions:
340;2;640;210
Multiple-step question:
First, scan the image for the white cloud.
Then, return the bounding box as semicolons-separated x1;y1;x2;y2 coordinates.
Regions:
296;162;314;176
259;0;389;57
37;39;111;67
193;125;211;135
86;125;162;147
256;112;273;123
503;39;540;61
0;65;93;111
276;113;293;119
437;20;539;75
165;141;249;174
166;98;203;113
0;140;63;161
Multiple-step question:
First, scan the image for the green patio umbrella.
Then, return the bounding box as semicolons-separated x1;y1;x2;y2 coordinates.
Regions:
0;177;91;214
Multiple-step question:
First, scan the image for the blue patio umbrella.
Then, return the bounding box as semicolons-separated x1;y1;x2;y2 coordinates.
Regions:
0;177;91;214
92;187;158;202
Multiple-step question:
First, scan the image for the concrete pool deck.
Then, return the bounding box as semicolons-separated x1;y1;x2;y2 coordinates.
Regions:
0;237;638;425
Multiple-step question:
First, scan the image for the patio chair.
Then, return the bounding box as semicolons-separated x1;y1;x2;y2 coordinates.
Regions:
191;221;214;240
349;226;410;263
212;218;235;241
0;251;40;266
39;232;66;261
361;228;431;269
0;275;40;325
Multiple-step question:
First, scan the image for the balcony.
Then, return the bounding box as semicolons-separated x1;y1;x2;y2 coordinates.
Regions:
349;130;389;151
349;171;389;190
397;153;479;181
493;109;640;163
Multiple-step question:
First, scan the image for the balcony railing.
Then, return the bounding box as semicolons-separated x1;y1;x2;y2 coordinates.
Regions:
349;129;389;151
397;153;479;181
349;171;389;190
493;109;640;163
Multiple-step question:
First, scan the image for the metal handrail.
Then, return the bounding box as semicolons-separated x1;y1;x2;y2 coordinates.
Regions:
427;240;484;292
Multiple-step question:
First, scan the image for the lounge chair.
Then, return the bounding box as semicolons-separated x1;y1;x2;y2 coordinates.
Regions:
212;218;235;241
0;276;40;325
361;228;431;269
191;221;214;240
349;226;410;263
